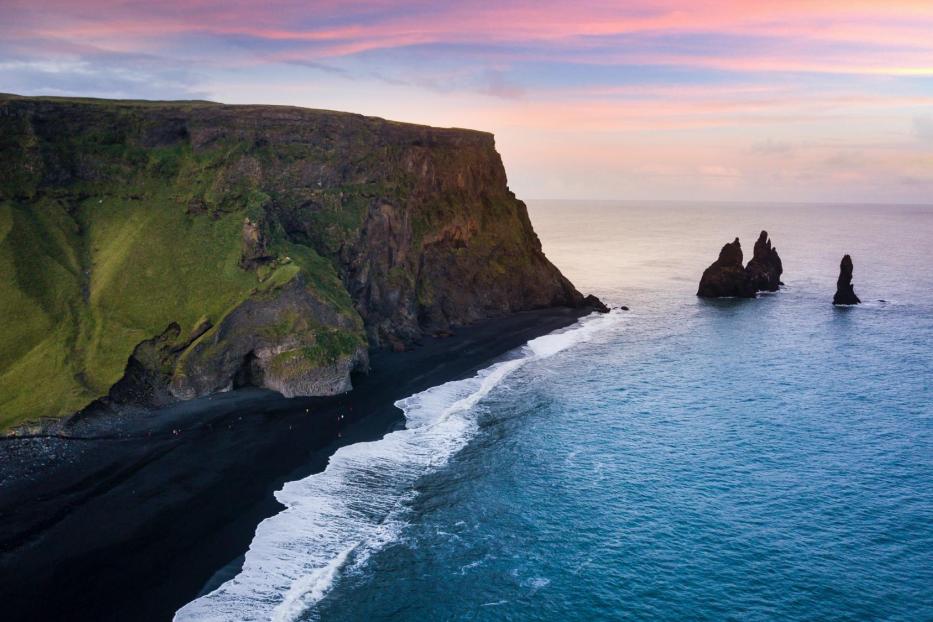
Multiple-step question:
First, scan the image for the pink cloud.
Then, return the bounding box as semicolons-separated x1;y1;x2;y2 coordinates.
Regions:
464;94;933;134
8;0;933;77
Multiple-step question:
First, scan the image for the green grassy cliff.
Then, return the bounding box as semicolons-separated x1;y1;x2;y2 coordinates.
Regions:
0;94;590;431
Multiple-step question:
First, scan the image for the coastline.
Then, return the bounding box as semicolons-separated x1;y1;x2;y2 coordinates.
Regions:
0;306;590;622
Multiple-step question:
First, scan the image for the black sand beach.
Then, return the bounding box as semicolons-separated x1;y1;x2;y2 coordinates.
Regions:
0;307;588;622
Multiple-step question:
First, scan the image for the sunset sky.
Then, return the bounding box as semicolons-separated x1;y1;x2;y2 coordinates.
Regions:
3;0;933;203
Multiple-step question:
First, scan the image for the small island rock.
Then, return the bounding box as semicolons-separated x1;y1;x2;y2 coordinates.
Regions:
833;254;861;305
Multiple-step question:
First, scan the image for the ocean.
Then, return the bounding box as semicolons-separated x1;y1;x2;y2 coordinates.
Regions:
176;201;933;621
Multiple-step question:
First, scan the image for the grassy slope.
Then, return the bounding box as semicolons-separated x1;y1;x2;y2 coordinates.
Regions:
0;131;360;430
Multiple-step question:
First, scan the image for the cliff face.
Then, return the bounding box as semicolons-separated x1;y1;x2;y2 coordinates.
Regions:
0;94;589;429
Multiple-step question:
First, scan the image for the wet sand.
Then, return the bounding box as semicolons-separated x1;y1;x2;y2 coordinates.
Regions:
0;307;588;622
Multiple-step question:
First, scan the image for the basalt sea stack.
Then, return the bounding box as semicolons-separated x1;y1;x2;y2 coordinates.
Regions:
0;94;604;430
697;230;783;298
745;230;783;292
833;254;861;305
696;238;756;298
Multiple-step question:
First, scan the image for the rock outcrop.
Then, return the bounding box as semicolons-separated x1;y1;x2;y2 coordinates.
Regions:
697;238;756;298
0;94;602;429
833;254;861;305
170;277;369;401
697;231;783;298
745;230;783;292
583;294;610;313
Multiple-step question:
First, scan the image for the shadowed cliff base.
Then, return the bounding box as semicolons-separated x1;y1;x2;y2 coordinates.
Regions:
0;306;593;622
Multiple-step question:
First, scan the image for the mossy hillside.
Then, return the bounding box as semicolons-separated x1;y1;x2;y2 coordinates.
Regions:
0;198;89;427
0;190;280;429
0;122;363;429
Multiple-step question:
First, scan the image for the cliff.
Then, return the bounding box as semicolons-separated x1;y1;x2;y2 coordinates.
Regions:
0;94;593;430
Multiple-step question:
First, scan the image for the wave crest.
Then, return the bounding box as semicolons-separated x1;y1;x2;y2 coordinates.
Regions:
175;310;621;622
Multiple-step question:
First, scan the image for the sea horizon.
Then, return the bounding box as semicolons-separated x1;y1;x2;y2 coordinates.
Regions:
3;2;932;620
527;198;933;208
181;201;933;620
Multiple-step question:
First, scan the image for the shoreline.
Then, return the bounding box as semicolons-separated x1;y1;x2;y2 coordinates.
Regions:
0;306;590;622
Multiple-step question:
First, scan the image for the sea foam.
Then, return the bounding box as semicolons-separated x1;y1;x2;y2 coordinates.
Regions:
174;310;621;622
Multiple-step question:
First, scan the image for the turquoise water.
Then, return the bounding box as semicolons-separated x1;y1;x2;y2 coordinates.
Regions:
181;203;933;621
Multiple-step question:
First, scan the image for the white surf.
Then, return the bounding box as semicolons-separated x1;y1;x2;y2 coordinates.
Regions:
175;310;621;622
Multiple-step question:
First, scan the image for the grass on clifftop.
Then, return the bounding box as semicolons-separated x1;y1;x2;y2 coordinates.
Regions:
0;164;360;430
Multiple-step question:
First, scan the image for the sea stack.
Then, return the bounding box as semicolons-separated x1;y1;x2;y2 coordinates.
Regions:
697;238;756;298
744;230;783;292
833;254;861;305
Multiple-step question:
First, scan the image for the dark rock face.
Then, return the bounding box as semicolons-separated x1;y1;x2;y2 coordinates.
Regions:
697;238;756;298
745;230;783;292
101;320;213;410
582;294;610;313
833;254;861;305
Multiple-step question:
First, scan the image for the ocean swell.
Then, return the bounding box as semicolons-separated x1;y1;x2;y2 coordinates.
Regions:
174;310;621;622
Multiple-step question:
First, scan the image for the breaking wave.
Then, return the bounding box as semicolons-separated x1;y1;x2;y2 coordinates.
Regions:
174;310;621;622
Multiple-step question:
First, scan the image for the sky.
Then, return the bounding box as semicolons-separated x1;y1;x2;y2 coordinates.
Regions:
2;0;933;203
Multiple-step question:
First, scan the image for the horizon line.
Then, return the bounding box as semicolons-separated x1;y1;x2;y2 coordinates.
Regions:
524;198;933;208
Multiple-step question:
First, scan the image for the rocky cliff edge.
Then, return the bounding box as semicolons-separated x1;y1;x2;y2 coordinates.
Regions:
0;94;599;430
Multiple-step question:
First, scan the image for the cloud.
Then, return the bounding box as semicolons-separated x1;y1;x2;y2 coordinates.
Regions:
822;150;865;169
750;139;795;155
0;43;209;99
279;58;349;76
478;69;525;99
698;165;741;178
914;116;933;143
898;174;933;187
6;1;933;76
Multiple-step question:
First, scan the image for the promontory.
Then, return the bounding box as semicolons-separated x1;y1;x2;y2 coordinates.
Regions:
0;94;602;431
